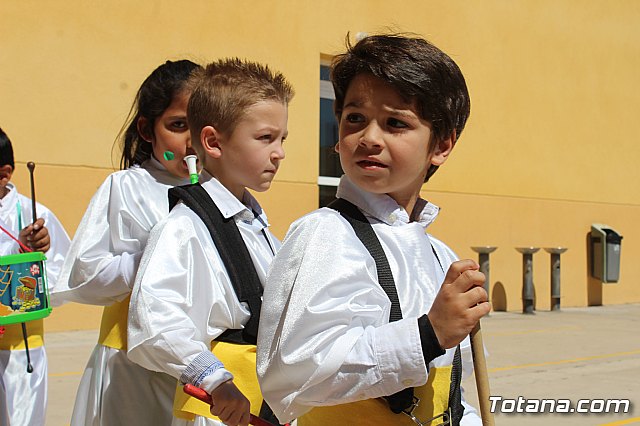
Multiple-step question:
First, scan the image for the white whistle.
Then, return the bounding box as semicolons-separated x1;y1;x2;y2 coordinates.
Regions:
184;155;198;184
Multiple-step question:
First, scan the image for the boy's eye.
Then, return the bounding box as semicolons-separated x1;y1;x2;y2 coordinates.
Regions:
344;113;365;124
387;117;408;129
259;134;273;142
171;120;187;130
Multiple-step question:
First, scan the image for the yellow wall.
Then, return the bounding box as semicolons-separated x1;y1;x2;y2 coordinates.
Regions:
1;1;639;330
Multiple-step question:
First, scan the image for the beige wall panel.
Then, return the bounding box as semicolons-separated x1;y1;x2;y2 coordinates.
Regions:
252;181;318;241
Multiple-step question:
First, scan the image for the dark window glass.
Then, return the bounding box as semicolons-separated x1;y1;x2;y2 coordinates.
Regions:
319;64;341;207
319;98;341;179
320;65;331;81
319;185;338;207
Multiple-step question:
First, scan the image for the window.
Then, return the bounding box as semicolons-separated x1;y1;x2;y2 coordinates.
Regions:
318;63;342;207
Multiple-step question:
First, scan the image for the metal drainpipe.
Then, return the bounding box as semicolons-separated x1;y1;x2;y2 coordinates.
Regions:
516;247;540;314
471;246;497;311
544;247;568;311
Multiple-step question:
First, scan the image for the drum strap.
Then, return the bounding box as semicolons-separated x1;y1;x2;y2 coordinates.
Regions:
17;201;22;230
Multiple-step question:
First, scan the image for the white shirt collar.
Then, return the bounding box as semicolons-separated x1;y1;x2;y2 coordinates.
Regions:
199;170;269;226
335;175;439;228
0;182;17;209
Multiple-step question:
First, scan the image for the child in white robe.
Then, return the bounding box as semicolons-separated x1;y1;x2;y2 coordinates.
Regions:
127;58;293;426
0;127;71;426
257;34;490;426
51;59;201;426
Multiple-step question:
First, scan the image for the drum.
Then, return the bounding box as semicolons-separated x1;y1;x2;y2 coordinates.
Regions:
0;252;50;325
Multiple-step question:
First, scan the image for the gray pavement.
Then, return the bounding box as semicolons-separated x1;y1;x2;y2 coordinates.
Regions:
45;304;640;425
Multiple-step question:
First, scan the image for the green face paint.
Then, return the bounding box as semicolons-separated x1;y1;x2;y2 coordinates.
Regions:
163;151;175;161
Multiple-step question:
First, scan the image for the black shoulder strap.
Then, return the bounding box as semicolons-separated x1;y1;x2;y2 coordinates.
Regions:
328;198;411;412
327;198;403;322
432;240;465;424
168;184;263;345
328;198;463;425
449;345;464;425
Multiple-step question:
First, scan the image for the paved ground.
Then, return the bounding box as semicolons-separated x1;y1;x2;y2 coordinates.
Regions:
45;304;640;425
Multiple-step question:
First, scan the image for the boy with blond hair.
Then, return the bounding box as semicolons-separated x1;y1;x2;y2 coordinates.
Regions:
128;58;294;426
258;34;488;426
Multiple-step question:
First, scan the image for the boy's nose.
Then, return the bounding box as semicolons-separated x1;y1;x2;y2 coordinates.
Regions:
272;141;285;161
359;123;383;148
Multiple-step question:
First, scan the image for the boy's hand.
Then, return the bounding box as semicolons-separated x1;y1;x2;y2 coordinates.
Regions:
428;259;490;349
19;218;50;253
209;380;251;426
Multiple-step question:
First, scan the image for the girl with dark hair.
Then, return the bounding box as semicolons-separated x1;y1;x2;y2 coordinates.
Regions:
52;59;202;426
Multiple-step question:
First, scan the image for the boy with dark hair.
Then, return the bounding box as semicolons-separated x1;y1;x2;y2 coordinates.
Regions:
127;58;294;426
257;34;487;426
0;127;70;425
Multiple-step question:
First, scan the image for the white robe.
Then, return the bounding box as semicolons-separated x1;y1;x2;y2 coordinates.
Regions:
128;172;279;426
0;182;70;426
51;158;190;426
257;175;481;425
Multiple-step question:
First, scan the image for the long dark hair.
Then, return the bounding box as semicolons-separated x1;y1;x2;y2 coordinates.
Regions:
118;59;200;170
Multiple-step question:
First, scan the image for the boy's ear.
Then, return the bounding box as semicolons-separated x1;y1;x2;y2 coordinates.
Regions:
200;126;223;159
430;130;457;166
0;164;13;182
334;141;340;153
137;117;153;143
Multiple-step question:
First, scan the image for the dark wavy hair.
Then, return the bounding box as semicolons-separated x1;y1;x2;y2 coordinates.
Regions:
331;34;470;181
0;128;15;169
118;59;201;170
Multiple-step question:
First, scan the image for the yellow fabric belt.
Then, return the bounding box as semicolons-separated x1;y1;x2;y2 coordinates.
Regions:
173;341;263;421
0;319;44;350
298;365;452;426
98;296;130;351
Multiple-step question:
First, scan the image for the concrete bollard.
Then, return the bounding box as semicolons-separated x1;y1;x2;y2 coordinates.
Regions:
471;246;497;308
544;247;568;311
515;247;540;314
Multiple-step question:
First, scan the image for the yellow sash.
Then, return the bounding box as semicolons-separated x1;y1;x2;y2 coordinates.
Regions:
173;341;263;421
298;365;452;426
98;296;130;350
0;319;44;350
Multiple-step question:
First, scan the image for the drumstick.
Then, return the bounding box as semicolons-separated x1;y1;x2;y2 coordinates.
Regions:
470;322;494;426
183;384;279;426
27;162;37;225
22;162;37;373
21;323;34;373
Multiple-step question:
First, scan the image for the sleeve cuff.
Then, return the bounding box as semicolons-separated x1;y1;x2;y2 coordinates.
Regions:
417;314;445;365
180;351;232;388
199;369;234;394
